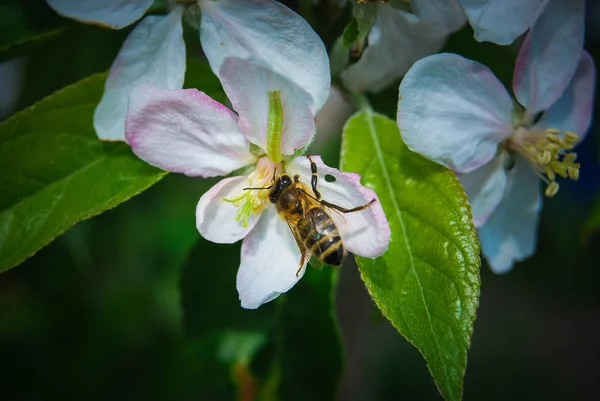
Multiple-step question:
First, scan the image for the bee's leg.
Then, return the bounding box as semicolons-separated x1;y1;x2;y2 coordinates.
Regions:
297;187;375;214
307;156;322;200
296;253;307;277
321;199;376;214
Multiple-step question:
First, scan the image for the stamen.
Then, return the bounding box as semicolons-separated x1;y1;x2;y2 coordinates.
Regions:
220;158;279;228
545;182;559;197
508;127;580;198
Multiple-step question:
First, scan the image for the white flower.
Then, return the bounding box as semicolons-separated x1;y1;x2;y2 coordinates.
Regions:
341;0;465;93
47;0;329;140
125;57;390;308
458;0;584;45
397;12;595;273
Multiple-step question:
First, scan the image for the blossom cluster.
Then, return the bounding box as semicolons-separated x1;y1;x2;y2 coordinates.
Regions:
46;0;595;302
397;0;594;272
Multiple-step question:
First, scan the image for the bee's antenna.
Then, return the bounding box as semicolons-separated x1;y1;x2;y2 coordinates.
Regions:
243;185;273;191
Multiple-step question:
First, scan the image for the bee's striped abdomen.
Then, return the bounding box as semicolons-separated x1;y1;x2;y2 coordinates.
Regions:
299;208;343;266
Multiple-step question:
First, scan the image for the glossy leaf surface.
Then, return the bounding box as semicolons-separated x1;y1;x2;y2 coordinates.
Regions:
0;60;225;271
341;110;481;401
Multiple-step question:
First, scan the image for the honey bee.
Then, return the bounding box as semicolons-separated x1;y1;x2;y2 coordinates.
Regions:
245;156;375;276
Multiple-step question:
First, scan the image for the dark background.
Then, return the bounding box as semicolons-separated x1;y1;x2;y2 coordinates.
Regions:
1;0;599;400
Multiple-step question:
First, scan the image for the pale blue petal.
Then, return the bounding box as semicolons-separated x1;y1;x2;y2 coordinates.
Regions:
459;153;507;228
513;0;585;114
536;51;596;141
398;53;513;173
46;0;153;29
0;57;26;120
199;0;329;113
412;0;466;35
342;5;446;93
479;156;542;274
94;8;186;141
457;0;546;45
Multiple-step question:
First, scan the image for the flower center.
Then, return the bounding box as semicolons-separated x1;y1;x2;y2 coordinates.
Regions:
507;127;580;197
222;157;279;227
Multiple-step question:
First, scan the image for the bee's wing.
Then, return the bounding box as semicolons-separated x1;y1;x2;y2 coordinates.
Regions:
284;218;312;269
308;255;324;271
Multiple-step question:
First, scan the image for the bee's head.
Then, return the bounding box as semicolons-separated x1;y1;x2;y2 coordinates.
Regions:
269;174;293;203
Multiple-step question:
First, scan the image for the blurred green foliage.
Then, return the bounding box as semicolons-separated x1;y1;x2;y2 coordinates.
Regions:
1;1;600;401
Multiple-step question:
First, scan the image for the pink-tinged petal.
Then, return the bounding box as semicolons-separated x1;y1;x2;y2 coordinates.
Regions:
219;58;315;156
47;0;153;29
536;51;596;141
513;0;585;114
196;176;261;244
398;53;513;173
199;0;330;113
342;5;446;93
237;207;307;309
287;156;390;258
94;8;185;141
412;0;467;35
478;156;542;274
125;84;255;177
457;0;547;45
458;153;507;228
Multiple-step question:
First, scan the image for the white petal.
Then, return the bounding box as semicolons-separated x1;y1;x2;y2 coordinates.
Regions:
237;207;307;309
199;0;330;113
412;0;467;35
46;0;153;29
536;51;596;141
125;85;255;177
479;156;542;274
94;8;186;141
196;176;261;244
398;53;513;173
341;5;446;93
219;58;315;156
287;156;390;258
457;0;546;45
459;153;507;228
513;0;585;114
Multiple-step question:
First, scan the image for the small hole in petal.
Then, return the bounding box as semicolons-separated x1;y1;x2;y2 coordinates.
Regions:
325;174;336;183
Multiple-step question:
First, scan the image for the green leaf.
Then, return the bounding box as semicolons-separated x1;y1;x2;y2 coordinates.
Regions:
0;73;166;271
274;267;343;401
0;27;66;62
341;110;481;401
0;60;226;272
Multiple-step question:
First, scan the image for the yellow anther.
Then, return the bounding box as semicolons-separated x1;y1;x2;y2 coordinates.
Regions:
509;126;582;199
567;167;579;180
545;182;559;197
554;164;568;178
563;153;577;164
565;131;579;142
